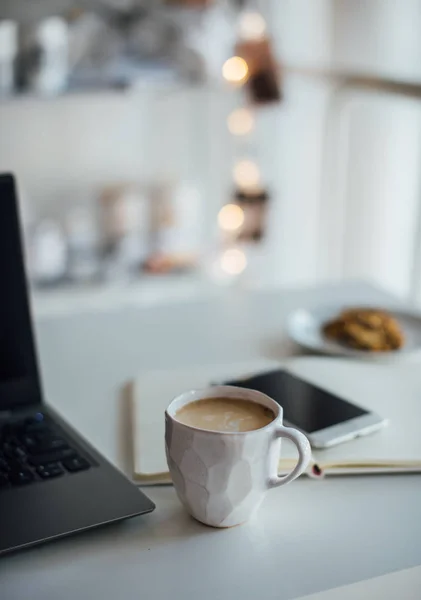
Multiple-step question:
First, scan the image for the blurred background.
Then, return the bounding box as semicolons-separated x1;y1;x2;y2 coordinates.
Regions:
2;0;421;316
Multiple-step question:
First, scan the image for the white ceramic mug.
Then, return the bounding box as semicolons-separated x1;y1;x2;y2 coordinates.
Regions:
165;385;311;528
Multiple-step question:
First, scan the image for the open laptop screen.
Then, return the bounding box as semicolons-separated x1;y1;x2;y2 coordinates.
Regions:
0;174;42;410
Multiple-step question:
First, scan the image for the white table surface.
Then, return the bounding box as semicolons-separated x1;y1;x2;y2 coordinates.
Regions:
296;565;421;599
1;281;421;600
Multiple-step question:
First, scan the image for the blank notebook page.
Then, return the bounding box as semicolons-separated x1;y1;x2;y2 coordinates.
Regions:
131;360;280;477
287;357;421;466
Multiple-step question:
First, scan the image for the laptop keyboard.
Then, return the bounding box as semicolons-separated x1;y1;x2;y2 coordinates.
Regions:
0;412;91;491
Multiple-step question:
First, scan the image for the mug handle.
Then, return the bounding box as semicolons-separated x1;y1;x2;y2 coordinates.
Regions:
268;425;312;488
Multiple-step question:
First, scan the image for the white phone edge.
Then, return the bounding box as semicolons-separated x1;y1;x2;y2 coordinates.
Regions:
295;412;388;449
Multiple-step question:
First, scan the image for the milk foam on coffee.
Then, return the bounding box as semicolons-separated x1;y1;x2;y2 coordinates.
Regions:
175;398;275;432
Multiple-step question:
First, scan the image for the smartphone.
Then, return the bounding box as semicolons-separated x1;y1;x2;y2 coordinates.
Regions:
223;369;386;448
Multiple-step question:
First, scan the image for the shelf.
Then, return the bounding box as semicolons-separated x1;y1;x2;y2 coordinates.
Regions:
0;60;201;105
31;273;220;319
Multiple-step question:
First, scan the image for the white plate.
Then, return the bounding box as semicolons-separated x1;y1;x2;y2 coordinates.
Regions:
286;305;421;362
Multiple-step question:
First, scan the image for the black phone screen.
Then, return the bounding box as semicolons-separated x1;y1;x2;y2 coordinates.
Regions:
224;370;368;433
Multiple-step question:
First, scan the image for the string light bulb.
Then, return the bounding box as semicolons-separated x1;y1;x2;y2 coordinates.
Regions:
238;11;267;41
227;108;255;136
220;248;247;275
222;56;249;84
233;159;261;189
218;204;245;231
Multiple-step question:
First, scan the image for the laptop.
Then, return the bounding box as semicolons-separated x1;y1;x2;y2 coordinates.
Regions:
0;174;155;556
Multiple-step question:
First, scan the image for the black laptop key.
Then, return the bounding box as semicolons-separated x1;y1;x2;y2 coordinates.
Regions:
63;456;90;473
28;438;69;456
3;444;27;461
6;457;26;470
20;434;37;448
0;473;9;487
5;435;21;447
28;448;77;467
37;463;64;479
10;469;34;486
24;421;50;434
3;443;16;459
11;446;27;460
0;423;19;438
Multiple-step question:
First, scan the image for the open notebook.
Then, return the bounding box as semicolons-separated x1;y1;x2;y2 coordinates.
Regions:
129;357;421;484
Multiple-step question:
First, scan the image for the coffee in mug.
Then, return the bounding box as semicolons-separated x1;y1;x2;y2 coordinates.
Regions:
175;397;275;432
165;386;311;528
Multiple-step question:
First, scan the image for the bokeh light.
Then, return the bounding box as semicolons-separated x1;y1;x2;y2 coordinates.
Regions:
233;159;261;189
238;11;267;41
220;248;247;275
222;56;249;84
218;204;245;232
227;108;255;136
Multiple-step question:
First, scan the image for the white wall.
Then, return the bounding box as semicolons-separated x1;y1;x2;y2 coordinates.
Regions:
332;0;421;82
267;0;333;69
259;75;333;287
319;91;421;298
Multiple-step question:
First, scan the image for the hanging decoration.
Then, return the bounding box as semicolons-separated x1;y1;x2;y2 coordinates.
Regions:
218;4;282;279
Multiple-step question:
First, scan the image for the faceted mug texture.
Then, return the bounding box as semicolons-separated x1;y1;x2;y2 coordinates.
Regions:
165;412;281;528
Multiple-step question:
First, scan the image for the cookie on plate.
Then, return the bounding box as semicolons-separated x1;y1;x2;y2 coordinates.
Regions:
323;308;404;352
